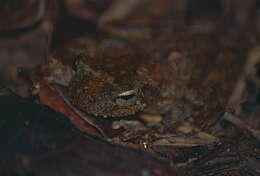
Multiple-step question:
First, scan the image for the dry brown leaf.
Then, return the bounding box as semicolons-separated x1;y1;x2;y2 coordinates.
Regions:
39;83;101;137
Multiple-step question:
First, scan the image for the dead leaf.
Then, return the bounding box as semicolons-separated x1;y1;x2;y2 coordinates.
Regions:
39;83;101;137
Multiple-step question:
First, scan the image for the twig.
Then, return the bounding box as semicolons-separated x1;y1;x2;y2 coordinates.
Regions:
223;112;260;141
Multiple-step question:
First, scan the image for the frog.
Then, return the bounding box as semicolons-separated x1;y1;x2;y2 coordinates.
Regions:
64;37;159;117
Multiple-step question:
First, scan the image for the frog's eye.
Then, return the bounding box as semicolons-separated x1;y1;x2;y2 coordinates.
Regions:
115;90;138;107
117;90;136;98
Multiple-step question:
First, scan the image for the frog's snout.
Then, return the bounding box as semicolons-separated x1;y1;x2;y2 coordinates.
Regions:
115;90;139;107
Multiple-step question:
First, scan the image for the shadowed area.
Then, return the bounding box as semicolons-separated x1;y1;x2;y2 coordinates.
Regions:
0;95;181;176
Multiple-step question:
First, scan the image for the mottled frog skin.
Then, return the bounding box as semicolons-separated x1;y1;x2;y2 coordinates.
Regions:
66;38;158;117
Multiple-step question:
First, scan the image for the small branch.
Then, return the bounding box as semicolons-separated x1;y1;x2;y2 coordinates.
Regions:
223;112;260;141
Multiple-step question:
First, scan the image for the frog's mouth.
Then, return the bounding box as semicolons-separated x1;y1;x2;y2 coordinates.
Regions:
114;90;139;107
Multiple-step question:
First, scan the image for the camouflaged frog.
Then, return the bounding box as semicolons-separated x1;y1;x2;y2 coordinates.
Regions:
66;38;157;117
